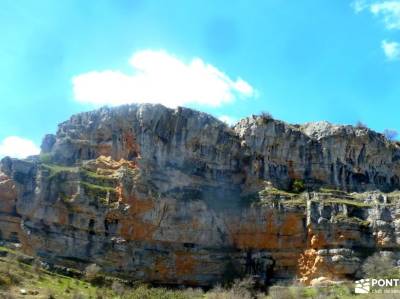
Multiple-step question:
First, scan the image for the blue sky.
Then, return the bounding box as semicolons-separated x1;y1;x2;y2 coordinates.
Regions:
1;0;400;158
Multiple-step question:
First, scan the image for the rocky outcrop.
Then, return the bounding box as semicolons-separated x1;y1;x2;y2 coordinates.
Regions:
235;118;400;192
0;104;399;286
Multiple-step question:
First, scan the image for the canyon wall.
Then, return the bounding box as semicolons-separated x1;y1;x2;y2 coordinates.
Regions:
0;104;400;286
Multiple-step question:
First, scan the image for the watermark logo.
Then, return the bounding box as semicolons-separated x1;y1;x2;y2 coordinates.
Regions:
355;278;400;294
355;278;370;294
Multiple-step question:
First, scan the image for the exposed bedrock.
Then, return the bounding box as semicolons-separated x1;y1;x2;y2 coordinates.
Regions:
0;104;399;286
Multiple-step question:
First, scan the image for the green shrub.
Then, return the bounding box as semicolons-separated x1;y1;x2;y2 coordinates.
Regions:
72;292;85;299
333;214;370;227
39;153;53;164
362;253;397;278
81;182;116;205
206;285;252;299
291;179;305;193
123;284;200;299
84;264;104;286
257;111;274;125
111;280;125;296
206;277;266;299
268;285;294;299
0;273;12;288
355;121;368;129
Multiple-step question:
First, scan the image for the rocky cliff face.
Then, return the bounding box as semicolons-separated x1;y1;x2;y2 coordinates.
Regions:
235;117;400;192
0;104;400;286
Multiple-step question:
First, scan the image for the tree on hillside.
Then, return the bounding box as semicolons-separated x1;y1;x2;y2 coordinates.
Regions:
260;111;273;120
383;129;399;141
362;253;396;277
355;121;368;129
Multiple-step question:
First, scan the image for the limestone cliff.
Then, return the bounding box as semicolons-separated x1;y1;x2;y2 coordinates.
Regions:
0;104;399;286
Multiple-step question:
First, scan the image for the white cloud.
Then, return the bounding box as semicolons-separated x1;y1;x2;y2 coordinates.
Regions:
352;1;400;29
382;39;400;59
371;1;400;29
352;1;400;61
218;115;237;126
352;0;369;13
72;50;255;108
0;136;40;159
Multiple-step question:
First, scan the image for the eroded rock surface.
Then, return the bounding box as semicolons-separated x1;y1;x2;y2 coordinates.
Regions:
1;104;400;286
235;116;400;192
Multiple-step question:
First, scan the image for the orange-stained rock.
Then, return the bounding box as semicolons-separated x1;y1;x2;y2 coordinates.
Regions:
175;252;196;276
0;174;17;214
228;211;306;250
310;233;326;249
298;227;329;284
298;246;332;285
281;213;304;235
376;230;392;246
130;197;154;215
105;197;156;241
123;131;141;159
232;231;279;249
0;174;31;253
119;217;156;241
85;155;137;171
96;143;112;157
153;257;170;280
